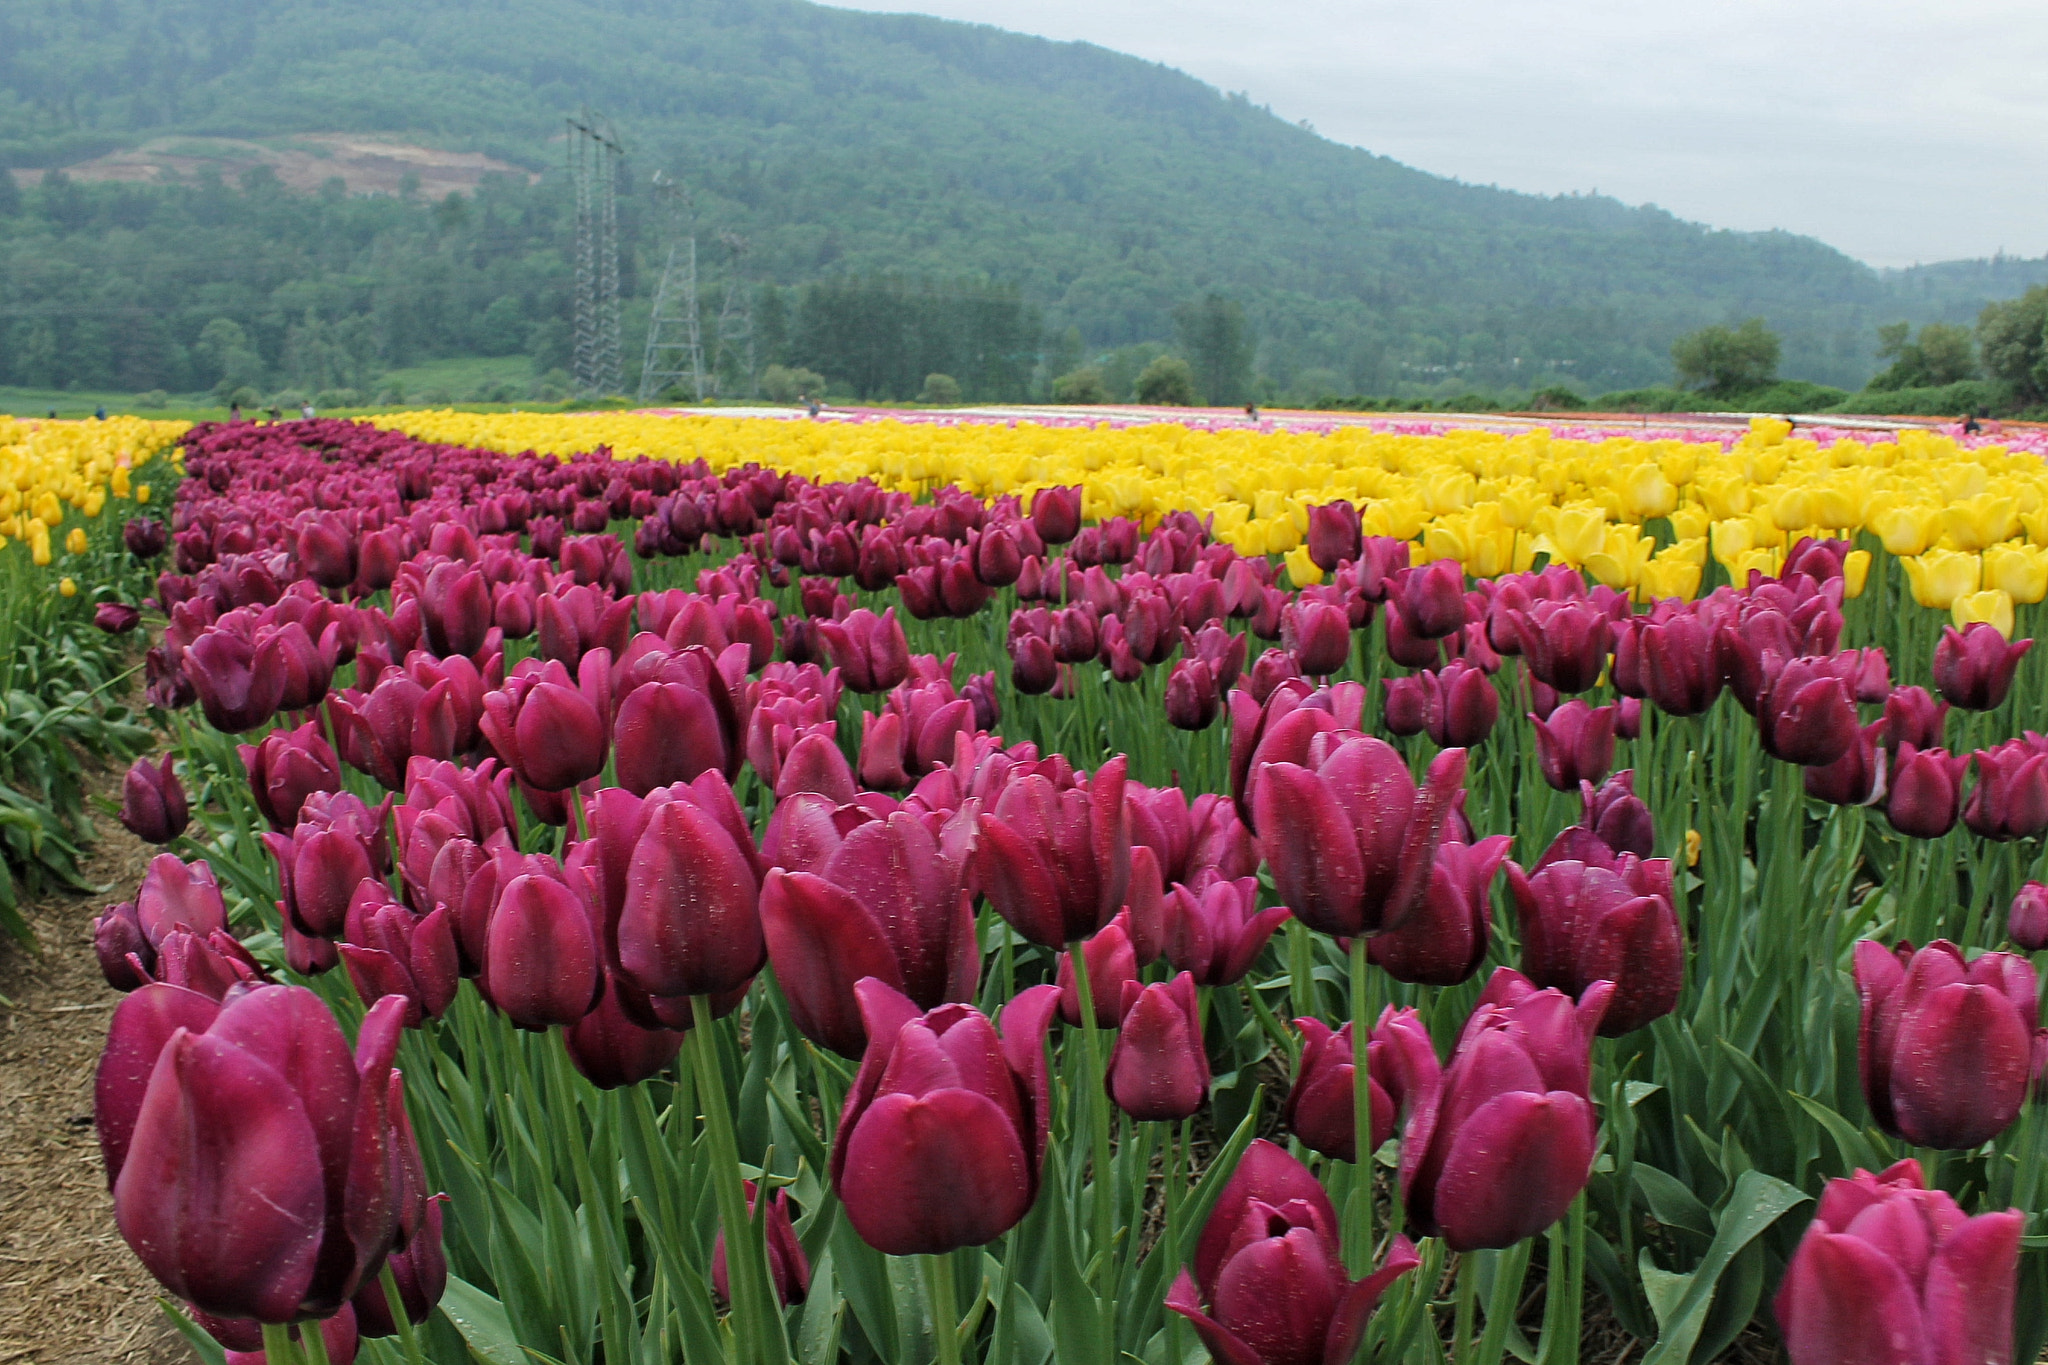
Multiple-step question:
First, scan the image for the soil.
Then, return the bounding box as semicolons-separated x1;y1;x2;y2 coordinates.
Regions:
7;135;537;199
0;776;189;1365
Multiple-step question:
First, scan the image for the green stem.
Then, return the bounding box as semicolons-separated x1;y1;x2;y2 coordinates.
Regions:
925;1253;963;1365
1451;1254;1478;1365
691;994;769;1365
260;1323;304;1365
300;1321;333;1365
1472;1239;1533;1365
1067;941;1117;1285
1347;933;1376;1271
380;1264;428;1365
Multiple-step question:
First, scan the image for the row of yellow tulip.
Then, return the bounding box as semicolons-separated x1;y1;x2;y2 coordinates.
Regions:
0;416;177;564
384;411;2048;623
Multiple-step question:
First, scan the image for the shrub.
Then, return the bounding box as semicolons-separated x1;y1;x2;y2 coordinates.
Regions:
760;364;827;404
917;373;962;405
1671;318;1781;397
1134;355;1196;406
1051;367;1108;404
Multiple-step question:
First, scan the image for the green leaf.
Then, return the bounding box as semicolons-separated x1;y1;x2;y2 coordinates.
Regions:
156;1298;227;1365
797;1251;846;1365
1632;1164;1713;1239
439;1274;528;1365
1789;1091;1887;1175
1639;1170;1809;1365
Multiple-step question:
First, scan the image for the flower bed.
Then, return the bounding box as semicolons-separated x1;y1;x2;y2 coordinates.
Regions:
88;413;2048;1365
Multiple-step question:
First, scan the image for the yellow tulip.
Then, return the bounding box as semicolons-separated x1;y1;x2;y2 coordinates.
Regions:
1283;545;1324;588
1638;557;1702;602
1667;504;1711;542
1531;505;1607;567
64;526;87;555
1952;589;2015;638
1620;464;1677;522
1684;828;1702;868
1901;549;1981;609
58;576;77;597
1984;543;2048;605
1842;549;1871;599
1870;504;1940;556
1709;519;1756;570
1939;495;2018;552
1727;548;1783;582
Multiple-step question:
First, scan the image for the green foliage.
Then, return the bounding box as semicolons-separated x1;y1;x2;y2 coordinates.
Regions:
1134;354;1196;405
1050;367;1107;404
790;276;1038;402
1828;378;2010;417
1671;319;1781;397
1172;294;1253;406
1528;384;1586;411
1869;321;1978;390
1977;285;2048;405
916;372;961;405
760;364;826;404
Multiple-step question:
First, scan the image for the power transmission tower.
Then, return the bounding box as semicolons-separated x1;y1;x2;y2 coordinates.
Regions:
567;110;624;398
711;231;755;399
637;172;705;404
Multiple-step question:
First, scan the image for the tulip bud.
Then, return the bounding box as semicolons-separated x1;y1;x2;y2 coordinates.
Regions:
1160;875;1290;986
483;871;602;1029
239;722;344;832
1803;717;1887;807
1381;673;1429;736
1281;1010;1435;1162
479;658;608;792
1775;1161;2021;1365
1580;771;1654;858
1165;657;1222;730
1885;744;1967;839
1423;658;1499;748
713;1182;812;1308
1530;699;1617;792
1169;1140;1418;1365
1396;560;1468;639
614;774;766;1001
1638;611;1722;716
1963;740;2048;841
1508;855;1681;1036
831;979;1061;1255
1030;485;1082;545
1057;915;1139;1028
1370;835;1511;986
1511;599;1613;695
1855;938;2041;1149
1932;622;2032;711
1255;739;1467;937
2010;882;2048;952
1281;599;1351;676
1306;500;1363;572
1882;684;1948;755
95;601;142;634
1401;970;1610;1249
1248;647;1303;703
1105;973;1208;1121
978;756;1131;948
816;607;912;694
120;754;189;845
123;516;168;558
183;627;288;733
563;972;687;1088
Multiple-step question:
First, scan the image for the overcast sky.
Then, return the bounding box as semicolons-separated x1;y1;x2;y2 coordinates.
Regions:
824;0;2048;269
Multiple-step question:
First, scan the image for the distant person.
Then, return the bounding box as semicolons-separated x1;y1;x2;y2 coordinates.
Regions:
267;406;282;422
1245;402;1260;423
229;402;243;423
801;392;822;418
47;409;56;420
94;404;107;421
1963;411;1983;435
301;401;316;420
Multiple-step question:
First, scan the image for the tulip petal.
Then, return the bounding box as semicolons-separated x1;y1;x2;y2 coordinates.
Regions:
761;870;903;1057
1774;1226;1924;1365
618;798;765;999
1432;1090;1595;1251
95;983;222;1187
113;1031;325;1322
1924;1209;2023;1365
1255;762;1366;936
1164;1270;1269;1365
1890;983;2032;1149
837;1090;1033;1255
1323;1235;1421;1365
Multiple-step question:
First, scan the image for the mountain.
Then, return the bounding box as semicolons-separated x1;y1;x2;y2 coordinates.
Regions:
1;0;2040;399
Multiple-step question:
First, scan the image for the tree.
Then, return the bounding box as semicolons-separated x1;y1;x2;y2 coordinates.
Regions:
0;169;20;218
195;317;263;398
1173;293;1252;405
918;373;961;404
1978;286;2048;405
1051;367;1106;404
1670;318;1780;398
1870;321;1978;390
1135;355;1197;405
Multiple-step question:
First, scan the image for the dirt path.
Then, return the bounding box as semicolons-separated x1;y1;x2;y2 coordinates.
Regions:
0;785;188;1365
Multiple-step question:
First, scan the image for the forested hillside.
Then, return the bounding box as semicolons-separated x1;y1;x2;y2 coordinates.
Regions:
2;0;2044;401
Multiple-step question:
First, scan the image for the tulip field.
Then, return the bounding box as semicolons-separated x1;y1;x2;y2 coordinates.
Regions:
50;407;2048;1364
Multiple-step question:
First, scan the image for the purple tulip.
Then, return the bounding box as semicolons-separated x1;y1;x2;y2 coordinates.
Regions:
1400;969;1611;1250
612;773;766;1001
816;607;912;694
1160;875;1291;986
479;657;609;792
1579;771;1654;858
1381;673;1429;736
1369;835;1512;987
95;601;142;634
1422;658;1499;748
183;627;288;733
416;561;492;659
239;722;344;832
1106;972;1209;1121
1055;914;1141;1027
1932;623;2033;712
1639;611;1722;715
351;1194;448;1338
1306;500;1362;572
2010;881;2048;952
1756;657;1860;767
830;978;1061;1255
977;755;1131;948
1396;560;1468;639
1511;598;1613;695
1886;744;1968;839
1254;739;1468;938
1165;657;1223;730
1281;1009;1435;1163
1775;1160;2021;1365
1803;717;1887;807
1963;740;2048;841
264;792;388;939
1508;854;1681;1036
1855;939;2042;1150
124;516;167;558
1282;599;1352;676
1030;485;1082;545
713;1182;812;1308
1529;699;1617;792
100;988;419;1321
338;884;460;1027
1883;685;1948;755
120;754;189;845
563;971;688;1089
484;868;603;1029
760;807;980;1056
1168;1139;1419;1365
